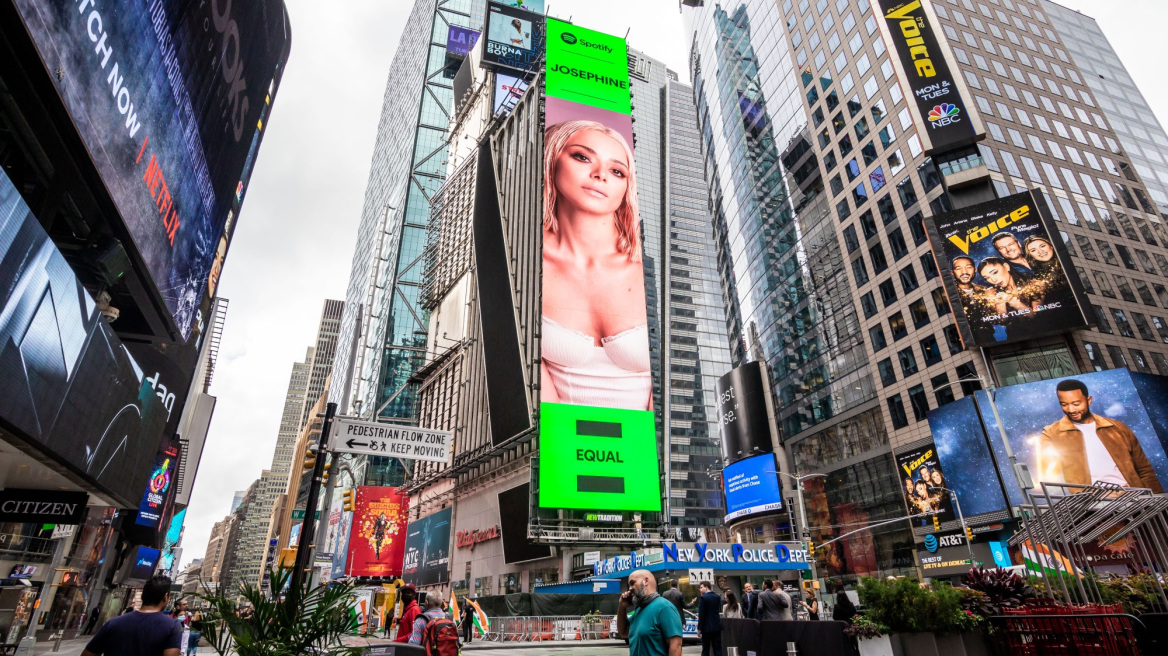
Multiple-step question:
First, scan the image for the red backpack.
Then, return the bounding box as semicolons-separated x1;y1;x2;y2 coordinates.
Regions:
422;617;460;656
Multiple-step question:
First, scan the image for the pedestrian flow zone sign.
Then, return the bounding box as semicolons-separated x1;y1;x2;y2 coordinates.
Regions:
330;417;452;463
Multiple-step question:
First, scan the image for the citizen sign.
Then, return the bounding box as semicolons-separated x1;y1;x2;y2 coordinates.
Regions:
0;489;88;525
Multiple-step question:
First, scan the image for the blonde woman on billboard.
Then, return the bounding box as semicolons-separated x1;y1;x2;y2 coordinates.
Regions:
541;120;651;411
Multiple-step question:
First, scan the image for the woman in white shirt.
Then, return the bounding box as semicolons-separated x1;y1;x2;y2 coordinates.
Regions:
722;591;744;619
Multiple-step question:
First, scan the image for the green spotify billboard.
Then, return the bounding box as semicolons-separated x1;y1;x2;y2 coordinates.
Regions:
537;18;661;512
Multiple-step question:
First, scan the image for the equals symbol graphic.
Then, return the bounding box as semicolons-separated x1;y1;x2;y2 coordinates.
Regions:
576;419;625;494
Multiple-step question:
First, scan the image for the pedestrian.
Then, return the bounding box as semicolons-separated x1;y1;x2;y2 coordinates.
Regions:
696;582;722;656
661;579;685;621
800;590;819;621
757;580;790;621
721;591;743;619
775;583;793;621
81;575;183;656
188;608;203;655
169;599;198;655
741;582;758;620
408;595;446;645
616;569;683;656
832;591;857;624
461;600;475;644
393;585;421;643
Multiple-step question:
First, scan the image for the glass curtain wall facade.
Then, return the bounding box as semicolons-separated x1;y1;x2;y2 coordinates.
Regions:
663;75;734;528
331;0;485;453
1045;2;1168;216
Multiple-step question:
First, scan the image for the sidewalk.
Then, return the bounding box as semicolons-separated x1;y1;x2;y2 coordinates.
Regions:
463;639;625;650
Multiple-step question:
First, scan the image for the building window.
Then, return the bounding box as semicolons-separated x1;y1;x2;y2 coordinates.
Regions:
879;280;898;307
878;358;897;387
860;210;878;238
1083;342;1106;371
888;228;909;260
931;373;956;407
898;347;919;376
887;394;909;429
1111;309;1135;338
898;178;918;209
1093;306;1112;334
932;288;950;315
1130;349;1152;373
1133;313;1156;341
909;298;930;328
877;195;897;225
870;243;888;273
920;252;939;280
851;256;869;285
843;225;860;253
1152;352;1168;376
944;325;964;354
861;291;878;318
889;312;908;340
920;335;942;366
870;325;887;351
908;384;929;421
899;265;920;293
908;212;927;245
1106;345;1128;369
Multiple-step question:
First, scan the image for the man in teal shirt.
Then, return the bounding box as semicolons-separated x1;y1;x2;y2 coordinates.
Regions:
617;569;683;656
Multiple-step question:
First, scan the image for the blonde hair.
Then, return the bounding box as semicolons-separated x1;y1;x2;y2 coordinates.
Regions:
543;120;641;262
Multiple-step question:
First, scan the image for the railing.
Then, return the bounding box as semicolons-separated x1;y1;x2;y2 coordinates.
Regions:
986;611;1145;656
481;616;618;643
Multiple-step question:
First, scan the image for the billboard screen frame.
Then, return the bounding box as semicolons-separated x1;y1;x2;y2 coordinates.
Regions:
344;486;409;579
721;453;783;524
401;507;452;587
481;2;545;74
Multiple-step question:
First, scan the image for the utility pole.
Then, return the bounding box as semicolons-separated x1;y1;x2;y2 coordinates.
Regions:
289;402;337;605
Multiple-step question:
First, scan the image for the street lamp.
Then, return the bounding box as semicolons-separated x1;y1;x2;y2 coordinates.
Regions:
928;485;976;564
777;471;826;580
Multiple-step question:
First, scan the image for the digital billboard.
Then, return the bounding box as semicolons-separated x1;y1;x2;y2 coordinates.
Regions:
722;453;783;523
493;73;529;116
895;443;955;525
446;25;480;59
482;2;545;73
544;18;631;114
928;369;1168;517
536;20;659;512
499;483;553;564
874;0;984;155
0;169;170;508
136;441;181;528
13;0;290;338
927;190;1090;347
345;487;409;578
716;362;774;463
401;507;451;586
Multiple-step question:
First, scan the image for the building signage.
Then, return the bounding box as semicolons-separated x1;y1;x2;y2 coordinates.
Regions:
0;490;88;525
331;418;452;463
136;442;181;528
662;542;812;565
923;531;968;554
455;525;501;550
918;542;992;577
481;2;545;73
402;507;451;586
592;549;665;577
896;443;955;525
585;513;623;522
582;551;601;565
537;19;661;513
722;453;783;524
874;0;983;154
446;25;480;58
716;362;774;463
926;190;1090;347
13;0;291;337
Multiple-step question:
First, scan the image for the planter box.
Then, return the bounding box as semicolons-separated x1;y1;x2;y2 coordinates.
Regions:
897;632;939;656
858;635;896;656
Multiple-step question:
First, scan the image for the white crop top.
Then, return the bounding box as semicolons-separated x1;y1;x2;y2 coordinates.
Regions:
541;315;652;410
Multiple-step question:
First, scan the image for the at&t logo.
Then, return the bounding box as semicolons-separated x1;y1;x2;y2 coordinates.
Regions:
924;534;939;553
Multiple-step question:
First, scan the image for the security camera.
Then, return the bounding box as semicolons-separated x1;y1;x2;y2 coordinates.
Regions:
95;291;120;323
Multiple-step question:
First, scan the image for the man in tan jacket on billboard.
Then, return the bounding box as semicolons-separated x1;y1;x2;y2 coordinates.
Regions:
1039;379;1163;493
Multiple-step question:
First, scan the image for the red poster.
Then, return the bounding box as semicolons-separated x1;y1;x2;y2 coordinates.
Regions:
345;486;409;578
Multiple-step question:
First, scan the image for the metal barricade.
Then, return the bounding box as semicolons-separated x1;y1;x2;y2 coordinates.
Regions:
987;612;1145;656
481;615;617;642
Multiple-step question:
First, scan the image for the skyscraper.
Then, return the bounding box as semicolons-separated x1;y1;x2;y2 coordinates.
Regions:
685;0;1168;584
331;0;486;442
300;299;345;427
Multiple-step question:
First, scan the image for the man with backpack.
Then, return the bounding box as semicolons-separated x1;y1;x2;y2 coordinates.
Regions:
420;598;461;656
408;595;448;645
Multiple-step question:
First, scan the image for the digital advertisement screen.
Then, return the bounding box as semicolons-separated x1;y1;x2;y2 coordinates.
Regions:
446;25;480;58
928;369;1168;515
136;442;181;528
0;169;170;508
722;453;783;523
874;0;983;154
482;2;545;73
716;362;774;463
494;73;529;116
544;18;631;114
402;507;451;587
895;443;955;525
13;0;290;338
127;546;161;583
537;20;660;512
345;487;409;578
928;190;1090;347
499;483;553;564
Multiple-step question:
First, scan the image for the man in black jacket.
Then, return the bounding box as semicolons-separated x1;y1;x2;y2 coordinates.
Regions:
741;582;759;620
696;582;722;656
662;579;685;621
757;579;788;621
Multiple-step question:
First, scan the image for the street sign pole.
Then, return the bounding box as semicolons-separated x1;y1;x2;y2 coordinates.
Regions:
289;401;337;605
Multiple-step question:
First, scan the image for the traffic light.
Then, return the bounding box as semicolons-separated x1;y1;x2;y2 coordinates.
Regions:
321;460;331;482
965;526;974;542
342;489;356;513
807;541;815;554
303;451;317;472
932;514;941;531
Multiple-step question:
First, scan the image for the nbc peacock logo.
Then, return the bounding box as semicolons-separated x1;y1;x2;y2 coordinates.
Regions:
928;103;961;128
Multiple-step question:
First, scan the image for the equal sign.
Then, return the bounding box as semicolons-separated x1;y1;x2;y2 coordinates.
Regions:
576;419;624;493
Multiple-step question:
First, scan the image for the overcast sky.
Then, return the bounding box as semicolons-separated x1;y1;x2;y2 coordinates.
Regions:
181;0;1168;568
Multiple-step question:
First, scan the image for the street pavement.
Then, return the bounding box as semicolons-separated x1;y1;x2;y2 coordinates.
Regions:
33;637;703;655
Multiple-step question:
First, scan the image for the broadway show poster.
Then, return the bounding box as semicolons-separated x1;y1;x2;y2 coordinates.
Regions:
929;369;1168;514
927;190;1089;347
894;443;955;525
345;487;409;578
13;0;290;338
401;507;452;587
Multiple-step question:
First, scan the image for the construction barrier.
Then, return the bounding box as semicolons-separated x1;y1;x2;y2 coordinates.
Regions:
480;615;618;642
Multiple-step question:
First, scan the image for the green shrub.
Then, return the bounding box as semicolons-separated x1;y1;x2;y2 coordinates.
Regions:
856;577;980;635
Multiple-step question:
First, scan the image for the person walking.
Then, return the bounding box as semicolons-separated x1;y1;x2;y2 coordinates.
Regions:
741;583;758;620
800;590;819;621
408;596;447;645
721;591;743;620
832;591;858;624
775;583;794;621
461;601;474;644
757;580;789;621
661;580;685;621
82;575;183;656
393;585;422;643
617;569;683;656
696;582;723;656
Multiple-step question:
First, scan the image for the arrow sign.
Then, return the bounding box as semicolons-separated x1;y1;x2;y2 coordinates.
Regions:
330;417;453;464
